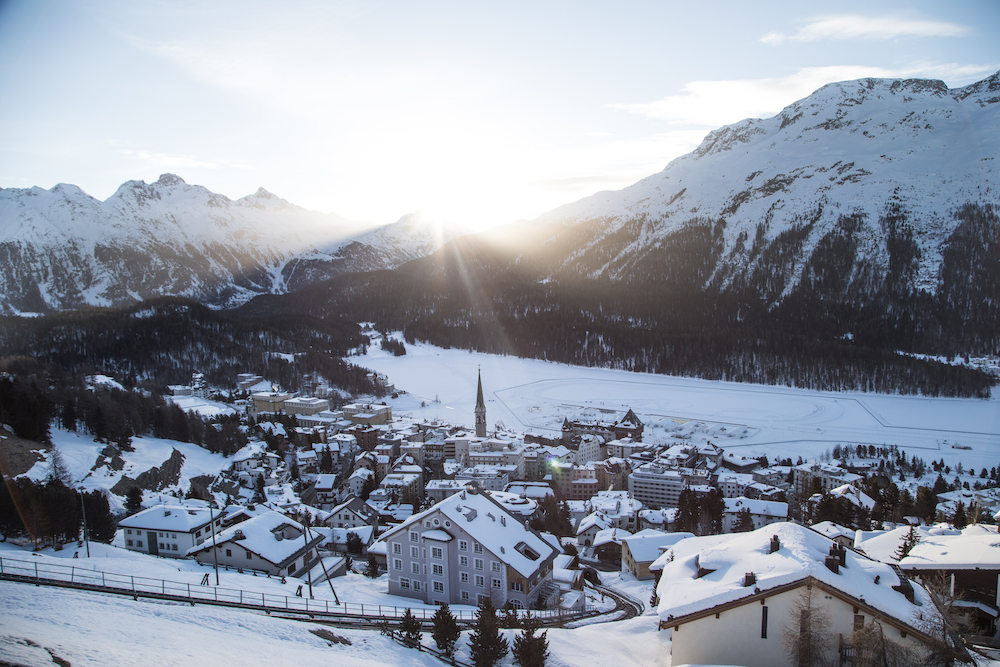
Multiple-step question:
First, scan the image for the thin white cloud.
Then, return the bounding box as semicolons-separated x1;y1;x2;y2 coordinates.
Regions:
609;64;1000;128
761;15;970;45
117;147;252;171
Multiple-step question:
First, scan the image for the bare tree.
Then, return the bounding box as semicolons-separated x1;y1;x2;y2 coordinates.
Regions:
781;585;835;667
916;573;975;666
848;621;920;667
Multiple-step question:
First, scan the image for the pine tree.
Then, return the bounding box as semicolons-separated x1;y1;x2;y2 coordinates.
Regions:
953;502;968;529
469;598;509;667
399;608;422;646
431;603;461;658
125;486;144;515
512;612;549;667
364;553;380;578
893;526;920;561
733;507;755;532
83;490;117;542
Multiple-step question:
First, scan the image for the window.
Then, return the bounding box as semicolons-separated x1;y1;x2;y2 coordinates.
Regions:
413;581;421;592
433;564;443;576
126;529;132;535
433;581;444;593
393;543;401;555
761;606;768;639
196;530;202;537
431;547;443;559
461;591;469;601
410;531;419;542
411;546;420;558
854;614;865;631
492;578;501;589
492;562;501;572
474;542;483;554
136;540;143;547
412;562;421;574
400;578;410;590
159;542;165;549
459;540;468;551
475;575;484;587
460;572;469;583
226;549;233;557
171;533;177;539
158;532;164;538
172;544;178;551
288;560;296;572
394;559;402;570
510;581;523;592
475;558;484;570
126;539;133;547
460;556;468;567
246;552;252;560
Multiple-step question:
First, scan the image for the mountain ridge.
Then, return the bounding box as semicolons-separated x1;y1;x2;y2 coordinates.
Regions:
0;174;456;313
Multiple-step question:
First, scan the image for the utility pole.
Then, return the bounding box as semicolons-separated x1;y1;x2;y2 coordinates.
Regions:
208;503;220;585
78;488;90;557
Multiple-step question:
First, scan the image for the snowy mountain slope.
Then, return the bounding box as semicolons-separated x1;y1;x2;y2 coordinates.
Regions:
527;72;999;295
0;175;453;313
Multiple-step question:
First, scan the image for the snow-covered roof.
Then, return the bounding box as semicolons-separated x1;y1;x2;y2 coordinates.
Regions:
654;522;936;632
828;483;875;510
622;531;694;563
576;513;611;536
811;521;855;541
593;527;631;548
724;497;788;518
188;510;320;567
118;503;217;533
377;488;558;579
899;524;1000;571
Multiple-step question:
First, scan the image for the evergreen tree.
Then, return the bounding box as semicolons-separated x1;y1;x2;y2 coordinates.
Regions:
431;603;461;658
364;553;380;578
512;612;549;667
399;608;422;646
733;507;755;532
346;531;363;555
953;502;968;529
83;490;117;542
676;490;700;534
469;598;509;667
893;526;921;561
125;486;144;515
319;448;334;474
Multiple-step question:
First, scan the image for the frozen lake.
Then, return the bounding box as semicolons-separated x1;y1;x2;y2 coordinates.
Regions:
359;337;1000;468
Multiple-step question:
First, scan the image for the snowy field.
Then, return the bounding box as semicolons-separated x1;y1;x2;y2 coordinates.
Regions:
362;337;1000;470
0;540;666;667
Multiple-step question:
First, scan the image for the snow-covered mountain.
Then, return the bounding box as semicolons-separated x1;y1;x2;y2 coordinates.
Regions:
0;175;455;313
521;72;998;296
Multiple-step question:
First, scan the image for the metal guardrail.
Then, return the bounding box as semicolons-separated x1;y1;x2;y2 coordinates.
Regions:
0;555;599;626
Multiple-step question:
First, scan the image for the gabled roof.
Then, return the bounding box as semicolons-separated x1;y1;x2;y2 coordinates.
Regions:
618;408;643;427
377;488;558;579
655;522;936;634
188;510;322;568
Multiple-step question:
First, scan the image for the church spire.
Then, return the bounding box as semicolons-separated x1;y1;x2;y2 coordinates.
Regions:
475;367;487;438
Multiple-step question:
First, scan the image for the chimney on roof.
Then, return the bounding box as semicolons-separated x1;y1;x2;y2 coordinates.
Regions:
824;548;840;573
743;572;756;587
770;535;780;553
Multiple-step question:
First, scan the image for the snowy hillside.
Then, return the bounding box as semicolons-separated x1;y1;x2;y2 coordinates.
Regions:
0;175;454;313
529;72;999;293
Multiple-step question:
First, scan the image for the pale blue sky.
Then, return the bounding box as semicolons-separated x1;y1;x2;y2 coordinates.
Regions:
1;0;997;229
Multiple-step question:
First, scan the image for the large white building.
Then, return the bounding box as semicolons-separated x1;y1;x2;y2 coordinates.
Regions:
377;487;560;609
119;502;224;558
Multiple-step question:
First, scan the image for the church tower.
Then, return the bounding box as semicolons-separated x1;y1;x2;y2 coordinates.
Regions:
475;369;487;438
